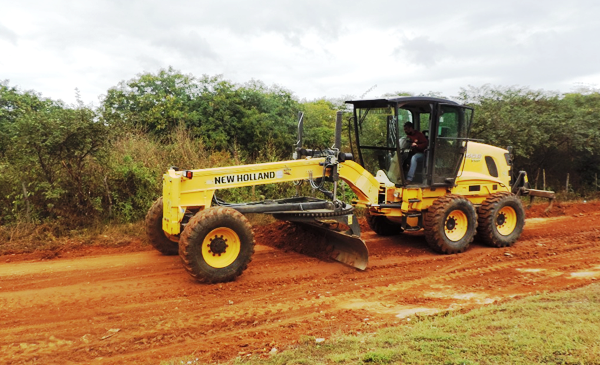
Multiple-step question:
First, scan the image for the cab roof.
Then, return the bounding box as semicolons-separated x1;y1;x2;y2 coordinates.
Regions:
345;96;460;109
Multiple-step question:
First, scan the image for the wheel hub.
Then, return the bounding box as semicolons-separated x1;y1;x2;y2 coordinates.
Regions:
446;217;457;231
208;235;228;256
496;206;518;236
444;209;469;242
497;213;506;227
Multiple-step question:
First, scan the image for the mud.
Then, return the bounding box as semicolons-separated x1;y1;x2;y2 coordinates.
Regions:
1;201;600;364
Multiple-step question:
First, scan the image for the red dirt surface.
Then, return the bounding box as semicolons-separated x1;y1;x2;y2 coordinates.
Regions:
2;201;600;364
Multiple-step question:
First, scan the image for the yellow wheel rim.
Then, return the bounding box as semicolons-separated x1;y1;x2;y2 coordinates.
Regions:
496;206;517;236
202;227;241;268
445;209;469;241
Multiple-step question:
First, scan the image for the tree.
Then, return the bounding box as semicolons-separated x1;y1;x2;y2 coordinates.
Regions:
101;70;301;161
100;67;203;133
300;99;338;149
0;82;108;224
457;85;600;192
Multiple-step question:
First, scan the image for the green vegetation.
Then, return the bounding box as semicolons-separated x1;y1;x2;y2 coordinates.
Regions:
165;283;599;365
458;85;600;194
1;70;600;248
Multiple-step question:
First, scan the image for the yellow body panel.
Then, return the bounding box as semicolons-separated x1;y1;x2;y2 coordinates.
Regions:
451;141;511;204
457;142;511;186
163;158;379;236
337;161;380;205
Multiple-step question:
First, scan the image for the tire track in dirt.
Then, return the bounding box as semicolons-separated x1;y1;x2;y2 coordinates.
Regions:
1;203;600;364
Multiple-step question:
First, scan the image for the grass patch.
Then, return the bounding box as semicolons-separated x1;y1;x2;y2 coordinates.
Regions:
190;283;600;365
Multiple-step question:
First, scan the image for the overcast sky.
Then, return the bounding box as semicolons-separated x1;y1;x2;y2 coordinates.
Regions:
2;0;600;106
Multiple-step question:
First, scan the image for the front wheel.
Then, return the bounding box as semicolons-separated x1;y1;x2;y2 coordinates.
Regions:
477;192;525;247
179;207;255;283
424;194;477;254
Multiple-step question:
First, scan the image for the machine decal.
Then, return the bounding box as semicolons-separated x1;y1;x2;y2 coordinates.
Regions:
466;153;482;162
214;171;280;185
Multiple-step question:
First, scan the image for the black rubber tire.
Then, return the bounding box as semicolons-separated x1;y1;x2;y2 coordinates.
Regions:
145;197;179;255
477;192;525;248
179;207;255;284
365;209;404;236
423;194;478;254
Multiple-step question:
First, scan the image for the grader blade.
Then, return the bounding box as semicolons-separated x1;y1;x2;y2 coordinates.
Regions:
272;211;369;270
299;221;369;270
518;187;556;212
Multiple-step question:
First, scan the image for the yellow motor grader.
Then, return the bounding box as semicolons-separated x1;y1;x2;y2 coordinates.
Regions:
145;96;554;283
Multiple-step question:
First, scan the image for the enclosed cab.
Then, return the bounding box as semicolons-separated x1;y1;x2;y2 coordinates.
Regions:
347;97;530;254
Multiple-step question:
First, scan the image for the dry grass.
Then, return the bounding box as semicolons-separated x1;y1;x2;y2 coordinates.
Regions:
0;221;147;256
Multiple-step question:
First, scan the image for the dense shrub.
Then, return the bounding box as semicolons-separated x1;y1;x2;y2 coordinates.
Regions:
2;75;600;234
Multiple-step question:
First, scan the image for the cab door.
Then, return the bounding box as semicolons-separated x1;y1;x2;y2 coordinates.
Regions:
430;104;474;185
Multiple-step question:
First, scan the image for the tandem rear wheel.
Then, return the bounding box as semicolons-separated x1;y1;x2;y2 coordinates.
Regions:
477;192;525;247
145;197;179;255
365;209;404;236
179;207;255;284
424;194;478;254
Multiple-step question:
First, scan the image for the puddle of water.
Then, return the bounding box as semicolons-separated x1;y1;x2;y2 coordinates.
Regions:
428;284;453;289
451;293;478;300
337;300;443;319
570;271;600;278
451;293;497;304
426;290;499;305
338;300;402;314
525;217;567;226
517;268;546;273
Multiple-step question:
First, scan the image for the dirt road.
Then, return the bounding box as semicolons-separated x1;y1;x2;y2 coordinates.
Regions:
2;201;600;364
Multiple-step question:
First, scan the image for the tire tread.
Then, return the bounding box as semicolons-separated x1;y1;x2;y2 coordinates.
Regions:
423;194;477;254
145;197;179;255
179;207;255;283
365;210;404;236
477;192;525;248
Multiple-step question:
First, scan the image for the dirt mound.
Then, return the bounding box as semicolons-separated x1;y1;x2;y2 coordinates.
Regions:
526;199;600;218
254;221;336;262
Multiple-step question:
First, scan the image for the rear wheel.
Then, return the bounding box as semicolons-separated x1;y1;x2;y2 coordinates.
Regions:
145;197;179;255
477;192;525;247
365;209;404;236
179;207;255;283
424;194;477;254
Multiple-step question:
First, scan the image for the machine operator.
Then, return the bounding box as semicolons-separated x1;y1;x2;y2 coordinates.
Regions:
403;122;428;184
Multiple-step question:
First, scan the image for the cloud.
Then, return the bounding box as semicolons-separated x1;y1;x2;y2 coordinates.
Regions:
393;36;448;67
0;22;17;45
151;30;219;61
2;0;600;105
